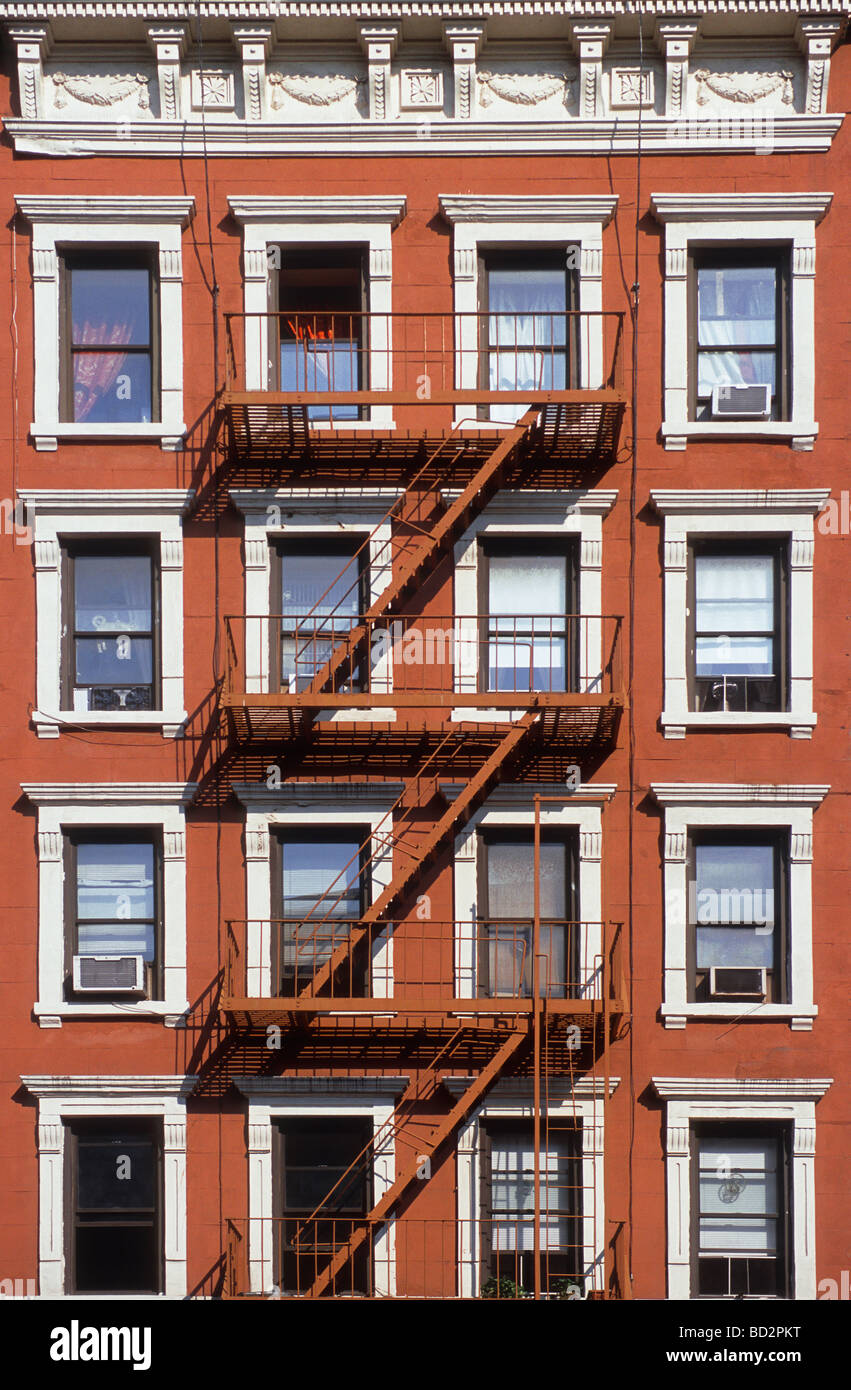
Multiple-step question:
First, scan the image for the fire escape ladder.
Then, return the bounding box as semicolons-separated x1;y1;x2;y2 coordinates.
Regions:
300;410;540;700
300;708;540;998
302;1026;528;1299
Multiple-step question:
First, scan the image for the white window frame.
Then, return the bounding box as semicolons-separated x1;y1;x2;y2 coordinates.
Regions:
15;195;194;452
450;489;617;722
449;782;615;1001
22;782;196;1028
651;782;828;1030
650;192;833;451
452;1076;617;1298
438;195;618;429
227;196;407;430
651;489;829;738
233;781;404;1000
233;1076;401;1297
229;488;397;720
21;1074;197;1298
20;489;193;739
652;1077;832;1300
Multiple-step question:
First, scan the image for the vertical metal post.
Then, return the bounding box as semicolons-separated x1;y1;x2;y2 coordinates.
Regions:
533;793;542;1300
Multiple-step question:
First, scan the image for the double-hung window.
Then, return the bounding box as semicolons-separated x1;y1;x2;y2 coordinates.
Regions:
688;833;787;1004
479;249;578;423
693;1125;790;1299
275;1118;372;1296
61;251;158;426
66;832;162;1000
273;541;365;694
690;250;789;422
482;540;578;694
480;832;578;999
277;246;367;421
481;1123;582;1297
67;1119;162;1295
62;543;159;713
688;542;786;713
272;831;367;997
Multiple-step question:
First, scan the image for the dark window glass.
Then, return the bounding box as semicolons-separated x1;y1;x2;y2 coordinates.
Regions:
66;547;157;712
482;835;577;999
276;543;364;693
64;258;155;424
278;248;365;421
690;545;784;712
695;1129;789;1299
277;1118;372;1295
69;1122;161;1294
482;1124;582;1297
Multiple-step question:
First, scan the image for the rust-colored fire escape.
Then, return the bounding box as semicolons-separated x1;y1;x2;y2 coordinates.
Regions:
217;307;629;1299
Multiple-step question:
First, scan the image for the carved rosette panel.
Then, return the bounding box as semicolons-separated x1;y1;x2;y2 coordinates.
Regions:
400;68;444;111
610;67;655;109
692;68;796;110
267;70;367;117
51;70;151;112
477;69;574;111
190;68;236;112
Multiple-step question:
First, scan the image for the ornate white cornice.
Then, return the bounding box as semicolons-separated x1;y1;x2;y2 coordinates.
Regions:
442;782;617;805
233;781;405;809
2;2;848;16
17;489;194;516
234;1076;408;1097
22;1075;198;1100
650;488;830;515
14;194;195;225
650;784;829;807
228;195;406;225
652;1077;832;1102
6;117;842;158
440;194;618;224
650;191;833;222
22;783;198;806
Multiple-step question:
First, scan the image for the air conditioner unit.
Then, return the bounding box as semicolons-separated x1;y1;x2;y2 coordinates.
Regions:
711;383;771;419
709;966;766;1000
72;954;145;993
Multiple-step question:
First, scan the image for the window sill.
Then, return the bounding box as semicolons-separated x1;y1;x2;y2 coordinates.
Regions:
662;1003;817;1030
32;710;187;739
31;422;186;452
34;1001;189;1028
661;712;816;740
661;420;817;451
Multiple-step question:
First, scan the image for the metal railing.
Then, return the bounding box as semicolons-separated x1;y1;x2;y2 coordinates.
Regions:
224;309;625;406
224;1214;603;1300
223;612;623;703
224;918;624;1005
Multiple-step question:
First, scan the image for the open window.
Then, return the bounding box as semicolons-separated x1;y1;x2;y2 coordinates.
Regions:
65;831;162;1001
692;1124;791;1299
61;541;160;713
276;246;367;420
478;249;579;423
688;832;788;1004
275;1117;372;1296
271;829;369;997
481;1122;583;1298
479;830;578;999
687;541;787;713
67;1118;163;1295
60;249;159;426
689;249;789;423
480;539;579;695
270;538;366;694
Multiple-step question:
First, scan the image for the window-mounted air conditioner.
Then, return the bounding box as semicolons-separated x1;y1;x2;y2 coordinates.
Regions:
711;383;771;419
708;966;767;1000
72;954;145;993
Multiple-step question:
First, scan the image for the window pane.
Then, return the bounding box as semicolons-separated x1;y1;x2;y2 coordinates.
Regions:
694;844;775;925
489;554;566;616
281;551;360;619
76;637;153;687
697;267;776;346
77;842;155;921
695;555;774;633
696;926;774;969
71;267;151;347
72;351;152;425
75;555;152;632
282;839;361;918
487;841;567;918
698;1137;779;1256
696;635;774;677
77;1138;155;1210
697;350;776;398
